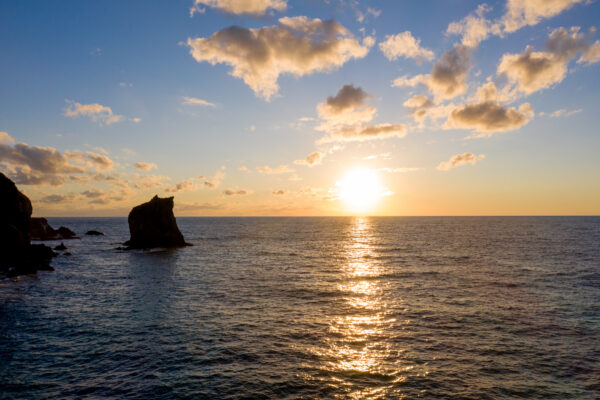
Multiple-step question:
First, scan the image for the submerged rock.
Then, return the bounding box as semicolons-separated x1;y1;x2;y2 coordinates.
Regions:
85;230;105;236
30;217;78;240
124;195;189;249
0;173;56;276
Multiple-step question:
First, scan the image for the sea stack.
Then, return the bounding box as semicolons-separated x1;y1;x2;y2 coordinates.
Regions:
0;173;56;276
124;195;189;249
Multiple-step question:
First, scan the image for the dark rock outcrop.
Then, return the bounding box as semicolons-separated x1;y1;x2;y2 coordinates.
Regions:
30;217;78;240
85;230;105;236
0;173;56;276
54;242;67;251
124;195;189;249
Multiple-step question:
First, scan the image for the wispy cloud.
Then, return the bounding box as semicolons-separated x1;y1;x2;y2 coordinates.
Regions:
182;96;216;107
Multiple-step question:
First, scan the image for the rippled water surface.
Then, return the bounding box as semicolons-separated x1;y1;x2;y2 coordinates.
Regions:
1;217;599;399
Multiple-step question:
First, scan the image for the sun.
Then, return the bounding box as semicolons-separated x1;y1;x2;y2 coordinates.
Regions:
337;168;386;213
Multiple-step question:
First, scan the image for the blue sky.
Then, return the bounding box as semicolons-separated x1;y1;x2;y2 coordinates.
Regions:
1;0;599;216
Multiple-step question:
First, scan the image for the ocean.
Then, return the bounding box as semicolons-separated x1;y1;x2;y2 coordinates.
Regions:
1;217;599;399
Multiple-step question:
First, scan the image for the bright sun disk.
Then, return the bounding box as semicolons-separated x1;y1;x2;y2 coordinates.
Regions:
337;168;385;213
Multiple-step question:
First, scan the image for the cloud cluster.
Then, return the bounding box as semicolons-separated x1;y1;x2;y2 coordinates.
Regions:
393;45;471;101
63;100;124;125
187;17;372;100
316;84;407;142
444;101;533;136
437;152;485;171
0;132;88;185
498;27;600;96
294;151;323;167
191;0;286;16
447;0;587;47
379;31;434;63
223;189;250;196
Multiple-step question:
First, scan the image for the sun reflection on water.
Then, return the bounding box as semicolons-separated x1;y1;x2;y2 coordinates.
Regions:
323;217;406;398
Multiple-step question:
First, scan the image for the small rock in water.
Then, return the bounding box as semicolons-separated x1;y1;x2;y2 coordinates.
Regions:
54;242;67;251
86;230;105;236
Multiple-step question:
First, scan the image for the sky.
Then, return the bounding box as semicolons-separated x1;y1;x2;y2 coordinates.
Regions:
1;0;599;216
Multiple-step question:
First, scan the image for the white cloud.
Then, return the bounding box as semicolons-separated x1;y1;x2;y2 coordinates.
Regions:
63;100;124;125
437;152;485;171
133;162;158;171
446;4;501;48
502;0;585;33
182;96;216;107
379;31;434;63
191;0;287;16
187;17;372;100
550;108;582;117
498;27;599;97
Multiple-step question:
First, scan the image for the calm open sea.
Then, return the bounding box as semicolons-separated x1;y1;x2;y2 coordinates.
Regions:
1;217;599;399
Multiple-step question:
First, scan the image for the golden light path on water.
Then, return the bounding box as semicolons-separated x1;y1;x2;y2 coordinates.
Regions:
312;217;427;399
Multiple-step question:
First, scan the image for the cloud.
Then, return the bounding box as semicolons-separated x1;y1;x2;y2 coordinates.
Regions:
579;40;600;64
437;153;485;171
498;27;599;97
379;31;434;62
223;188;250;196
403;95;434;121
191;0;287;16
86;151;114;170
392;45;471;101
238;166;249;172
202;170;226;188
319;123;407;143
0;132;86;185
550;108;582;117
132;174;170;190
446;4;501;48
81;189;105;198
317;84;376;128
37;194;75;204
446;0;587;49
63;100;124;125
165;178;198;193
133;162;158;171
272;189;285;195
502;0;585;33
294;151;324;166
363;152;391;161
444;101;533;136
186;17;372;100
315;84;407;143
256;165;294;174
182;96;216;107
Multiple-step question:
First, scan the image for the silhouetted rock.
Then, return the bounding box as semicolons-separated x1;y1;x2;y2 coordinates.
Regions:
0;173;56;276
124;195;189;249
85;230;105;236
30;217;78;240
54;242;67;251
57;226;77;239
